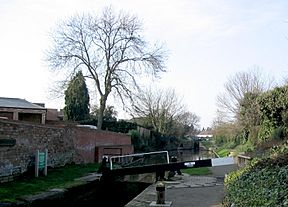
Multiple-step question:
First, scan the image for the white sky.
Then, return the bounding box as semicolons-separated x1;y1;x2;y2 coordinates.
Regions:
1;0;288;128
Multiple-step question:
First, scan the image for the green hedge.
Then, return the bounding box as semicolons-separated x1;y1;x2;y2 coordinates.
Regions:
224;153;288;207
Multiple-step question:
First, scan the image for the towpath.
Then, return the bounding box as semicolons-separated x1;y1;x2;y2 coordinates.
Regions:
125;164;238;207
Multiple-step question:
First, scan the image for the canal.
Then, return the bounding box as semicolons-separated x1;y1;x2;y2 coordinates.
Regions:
19;147;215;207
169;147;216;162
17;181;150;207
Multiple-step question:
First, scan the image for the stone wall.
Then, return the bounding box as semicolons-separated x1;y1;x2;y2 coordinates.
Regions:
0;119;133;182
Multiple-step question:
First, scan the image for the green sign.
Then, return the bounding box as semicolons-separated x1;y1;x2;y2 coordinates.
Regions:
35;149;48;177
38;152;46;170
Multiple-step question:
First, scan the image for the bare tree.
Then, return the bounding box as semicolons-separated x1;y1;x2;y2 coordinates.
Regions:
216;67;274;122
177;111;200;136
46;7;167;129
132;87;200;136
178;111;200;128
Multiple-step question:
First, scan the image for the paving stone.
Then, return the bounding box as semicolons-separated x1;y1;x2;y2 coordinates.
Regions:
125;164;238;207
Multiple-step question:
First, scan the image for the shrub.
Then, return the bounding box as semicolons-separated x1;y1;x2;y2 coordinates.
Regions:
270;140;288;157
224;154;288;206
271;127;285;140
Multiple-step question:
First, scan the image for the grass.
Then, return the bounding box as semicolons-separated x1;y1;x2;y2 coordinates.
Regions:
201;140;214;149
181;167;212;176
216;149;230;157
0;163;100;203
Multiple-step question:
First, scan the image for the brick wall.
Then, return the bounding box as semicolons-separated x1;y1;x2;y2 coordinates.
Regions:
0;120;133;182
74;127;133;163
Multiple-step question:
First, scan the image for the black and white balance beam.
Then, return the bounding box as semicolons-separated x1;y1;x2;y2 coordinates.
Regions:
103;157;235;177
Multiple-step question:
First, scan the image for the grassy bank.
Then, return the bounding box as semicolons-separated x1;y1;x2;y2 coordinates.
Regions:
0;163;100;202
202;138;255;158
182;167;212;176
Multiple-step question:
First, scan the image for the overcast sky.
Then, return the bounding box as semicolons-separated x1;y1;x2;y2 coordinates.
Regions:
1;0;288;128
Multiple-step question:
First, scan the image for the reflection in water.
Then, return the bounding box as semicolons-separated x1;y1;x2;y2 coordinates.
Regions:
168;148;215;162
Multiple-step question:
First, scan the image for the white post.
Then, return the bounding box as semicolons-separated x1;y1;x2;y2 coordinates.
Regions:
44;149;48;176
166;151;170;163
35;150;39;177
110;157;113;170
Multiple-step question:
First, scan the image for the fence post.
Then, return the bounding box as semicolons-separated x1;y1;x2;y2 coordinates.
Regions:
44;149;48;176
35;150;39;177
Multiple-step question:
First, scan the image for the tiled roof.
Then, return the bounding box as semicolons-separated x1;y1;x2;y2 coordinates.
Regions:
0;97;45;110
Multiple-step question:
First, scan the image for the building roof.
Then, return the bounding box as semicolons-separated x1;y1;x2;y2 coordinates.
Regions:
196;130;213;137
0;97;46;110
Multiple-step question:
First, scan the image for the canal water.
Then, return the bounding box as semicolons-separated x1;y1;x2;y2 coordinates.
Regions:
168;148;216;162
19;181;150;207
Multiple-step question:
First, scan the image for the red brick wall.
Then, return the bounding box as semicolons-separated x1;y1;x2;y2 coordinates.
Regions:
74;128;133;163
0;120;76;181
0;120;133;182
46;109;59;120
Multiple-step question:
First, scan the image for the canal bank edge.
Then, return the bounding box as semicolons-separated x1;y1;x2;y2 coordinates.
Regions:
0;173;102;207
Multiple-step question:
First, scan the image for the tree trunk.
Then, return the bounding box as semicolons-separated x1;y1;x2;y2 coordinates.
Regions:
97;96;107;130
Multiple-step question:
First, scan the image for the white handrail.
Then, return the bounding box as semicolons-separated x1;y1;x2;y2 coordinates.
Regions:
109;151;170;170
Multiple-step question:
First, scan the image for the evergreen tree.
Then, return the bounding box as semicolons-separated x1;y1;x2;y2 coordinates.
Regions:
64;71;90;121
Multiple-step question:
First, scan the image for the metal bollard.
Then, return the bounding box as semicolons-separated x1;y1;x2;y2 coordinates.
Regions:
156;181;165;204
